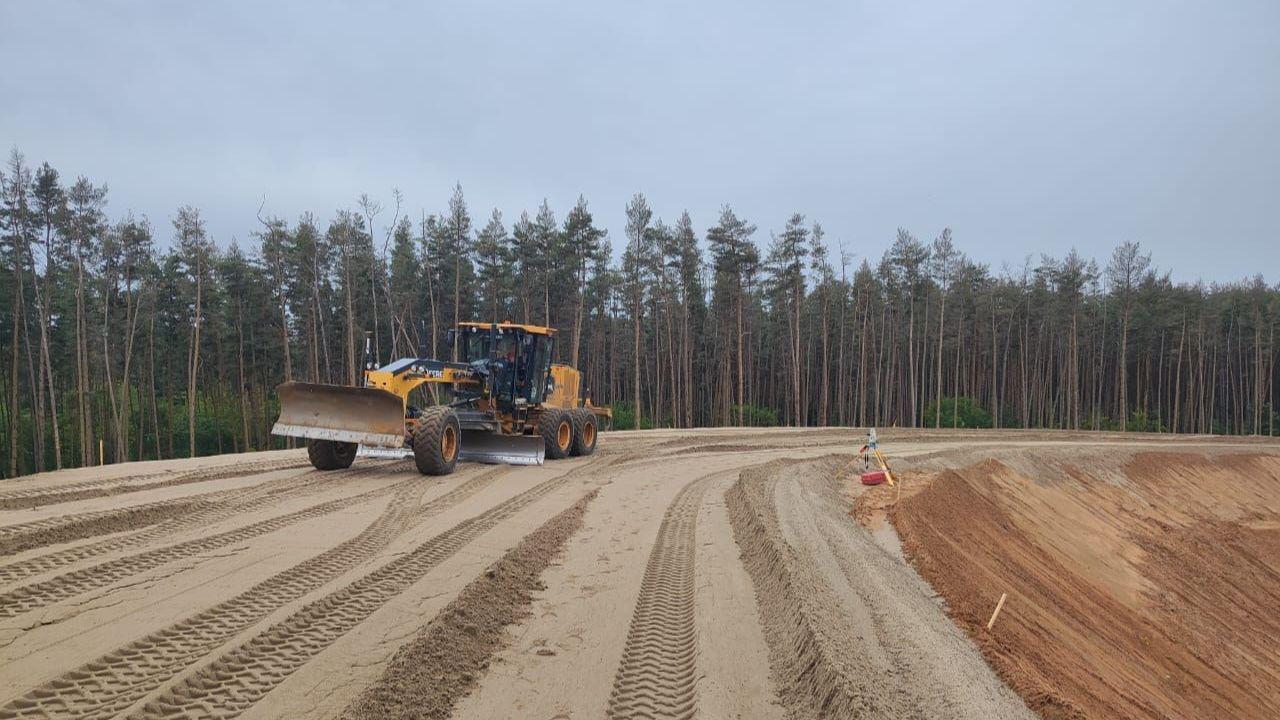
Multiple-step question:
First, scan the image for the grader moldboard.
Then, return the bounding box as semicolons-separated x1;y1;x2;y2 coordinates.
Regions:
271;322;610;475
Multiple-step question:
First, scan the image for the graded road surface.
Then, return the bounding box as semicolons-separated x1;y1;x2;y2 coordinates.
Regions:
0;428;1275;719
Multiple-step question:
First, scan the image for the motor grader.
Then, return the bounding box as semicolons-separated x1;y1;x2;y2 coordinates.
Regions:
271;322;610;475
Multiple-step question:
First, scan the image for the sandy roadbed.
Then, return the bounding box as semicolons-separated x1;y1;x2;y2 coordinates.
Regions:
1;428;1275;719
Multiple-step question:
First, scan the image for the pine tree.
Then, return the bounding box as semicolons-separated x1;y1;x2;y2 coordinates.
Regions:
767;213;809;425
562;196;606;368
388;215;421;353
884;229;930;425
1108;241;1152;427
101;213;153;460
2;151;36;474
930;228;957;428
257;215;293;384
173;205;211;457
809;222;833;425
531;201;558;328
623;194;653;425
707;205;758;426
473;209;510;325
30;163;64;468
443;184;473;360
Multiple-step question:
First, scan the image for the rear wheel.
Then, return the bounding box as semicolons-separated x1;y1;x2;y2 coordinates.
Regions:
570;409;598;456
541;409;573;460
413;407;460;476
307;439;357;470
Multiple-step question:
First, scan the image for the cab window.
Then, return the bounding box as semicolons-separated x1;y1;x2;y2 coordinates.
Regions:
524;335;553;403
461;329;489;362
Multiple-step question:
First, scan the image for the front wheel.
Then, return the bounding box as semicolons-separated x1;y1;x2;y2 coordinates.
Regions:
307;439;357;470
413;407;460;476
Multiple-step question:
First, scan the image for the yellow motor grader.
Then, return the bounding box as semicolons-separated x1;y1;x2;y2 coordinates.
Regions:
271;323;610;475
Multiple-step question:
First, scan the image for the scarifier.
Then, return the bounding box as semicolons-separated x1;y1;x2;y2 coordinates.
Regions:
272;323;611;475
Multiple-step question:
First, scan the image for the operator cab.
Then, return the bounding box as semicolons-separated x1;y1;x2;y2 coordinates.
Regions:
449;323;556;412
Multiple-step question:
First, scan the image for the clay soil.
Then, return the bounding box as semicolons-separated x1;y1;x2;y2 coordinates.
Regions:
1;429;1275;719
884;449;1280;720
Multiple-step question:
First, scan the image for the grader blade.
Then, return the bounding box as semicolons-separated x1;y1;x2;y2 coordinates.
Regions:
272;382;406;448
459;430;545;466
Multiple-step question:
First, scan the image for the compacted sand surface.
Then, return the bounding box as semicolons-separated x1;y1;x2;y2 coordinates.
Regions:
1;428;1275;719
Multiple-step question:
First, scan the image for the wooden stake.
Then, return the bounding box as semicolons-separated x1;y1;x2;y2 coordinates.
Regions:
986;592;1008;630
99;439;104;466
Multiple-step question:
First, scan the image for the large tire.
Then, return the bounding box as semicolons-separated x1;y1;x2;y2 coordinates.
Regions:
307;439;357;470
541;409;573;460
413;407;460;476
570;409;598;457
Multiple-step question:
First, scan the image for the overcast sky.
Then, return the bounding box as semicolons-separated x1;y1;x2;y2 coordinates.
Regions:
2;1;1277;283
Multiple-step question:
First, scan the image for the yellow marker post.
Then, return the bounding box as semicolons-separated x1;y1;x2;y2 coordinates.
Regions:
986;592;1008;630
99;439;104;466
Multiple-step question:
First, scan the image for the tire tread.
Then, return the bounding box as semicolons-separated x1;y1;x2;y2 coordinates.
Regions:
413;407;459;476
570;409;598;456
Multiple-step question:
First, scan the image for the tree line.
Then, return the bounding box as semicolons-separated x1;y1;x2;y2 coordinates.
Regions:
2;148;1277;477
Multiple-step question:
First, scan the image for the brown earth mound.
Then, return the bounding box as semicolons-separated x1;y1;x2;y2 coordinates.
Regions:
890;452;1280;720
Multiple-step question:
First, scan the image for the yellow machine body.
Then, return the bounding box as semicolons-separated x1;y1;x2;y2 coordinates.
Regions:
272;322;609;469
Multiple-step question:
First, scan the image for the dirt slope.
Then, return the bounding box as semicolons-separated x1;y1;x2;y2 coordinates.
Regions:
888;450;1280;720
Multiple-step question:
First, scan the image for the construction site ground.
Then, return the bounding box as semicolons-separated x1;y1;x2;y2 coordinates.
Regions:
1;428;1276;719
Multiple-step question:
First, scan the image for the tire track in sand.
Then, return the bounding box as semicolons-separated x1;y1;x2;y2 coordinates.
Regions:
0;499;204;555
725;457;1034;720
0;465;508;720
0;458;312;511
606;475;711;720
0;462;414;587
121;457;611;720
0;462;394;576
0;474;423;618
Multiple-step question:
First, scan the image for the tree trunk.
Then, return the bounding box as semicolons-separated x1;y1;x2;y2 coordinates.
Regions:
187;254;203;458
819;284;830;426
571;268;585;369
454;251;463;361
633;292;642;428
8;265;23;477
935;289;946;427
238;303;250;450
736;291;745;426
792;282;802;426
344;243;356;385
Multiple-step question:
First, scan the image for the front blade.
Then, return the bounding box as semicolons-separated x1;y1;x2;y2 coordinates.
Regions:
272;382;405;448
459;430;546;466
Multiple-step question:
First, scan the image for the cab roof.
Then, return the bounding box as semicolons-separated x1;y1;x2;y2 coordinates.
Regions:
456;321;557;336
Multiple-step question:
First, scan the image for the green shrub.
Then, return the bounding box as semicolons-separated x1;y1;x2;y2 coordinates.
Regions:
922;396;993;429
610;403;653;431
1125;410;1164;433
730;404;778;427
